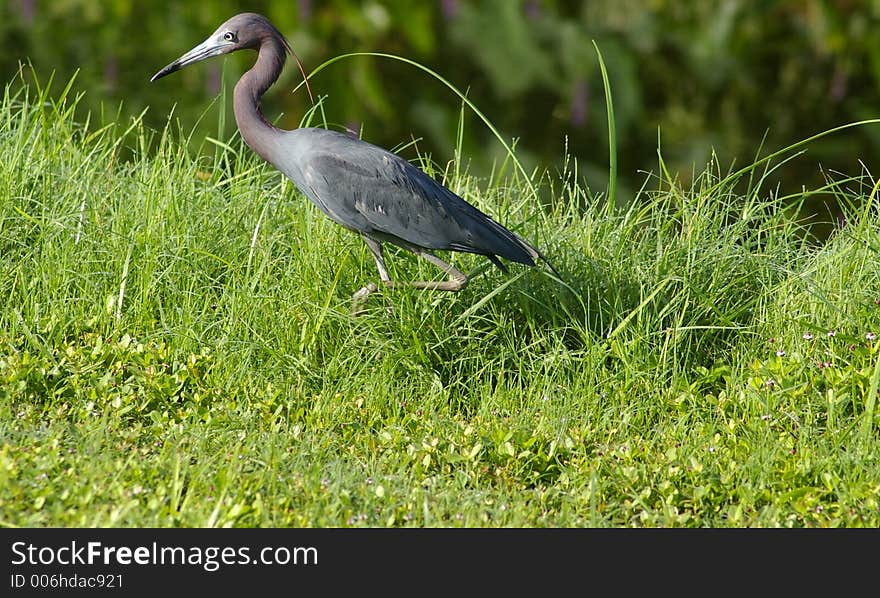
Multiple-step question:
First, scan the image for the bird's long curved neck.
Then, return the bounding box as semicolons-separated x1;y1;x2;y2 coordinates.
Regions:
233;38;287;164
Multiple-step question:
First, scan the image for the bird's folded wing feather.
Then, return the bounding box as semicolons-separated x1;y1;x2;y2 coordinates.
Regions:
301;145;481;251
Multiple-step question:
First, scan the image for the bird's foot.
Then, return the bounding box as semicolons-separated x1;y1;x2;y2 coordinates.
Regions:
351;282;379;316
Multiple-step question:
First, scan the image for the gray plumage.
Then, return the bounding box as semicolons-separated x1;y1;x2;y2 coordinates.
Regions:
271;128;538;269
152;13;555;309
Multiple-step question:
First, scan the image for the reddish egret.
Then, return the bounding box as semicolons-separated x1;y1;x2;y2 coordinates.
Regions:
151;13;556;312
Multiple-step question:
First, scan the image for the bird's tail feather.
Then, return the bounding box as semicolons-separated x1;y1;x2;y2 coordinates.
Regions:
483;219;562;280
511;231;561;279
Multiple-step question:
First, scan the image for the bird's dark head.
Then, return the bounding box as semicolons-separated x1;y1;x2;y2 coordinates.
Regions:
150;13;286;82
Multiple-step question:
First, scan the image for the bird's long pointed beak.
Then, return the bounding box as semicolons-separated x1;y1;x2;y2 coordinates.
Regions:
151;37;232;82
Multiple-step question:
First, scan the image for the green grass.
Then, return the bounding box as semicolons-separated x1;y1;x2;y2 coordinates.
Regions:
2;70;880;528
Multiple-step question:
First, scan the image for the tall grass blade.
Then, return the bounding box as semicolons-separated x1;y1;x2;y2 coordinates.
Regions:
593;41;617;212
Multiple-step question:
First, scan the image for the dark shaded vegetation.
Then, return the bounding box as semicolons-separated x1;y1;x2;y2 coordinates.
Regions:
3;0;879;225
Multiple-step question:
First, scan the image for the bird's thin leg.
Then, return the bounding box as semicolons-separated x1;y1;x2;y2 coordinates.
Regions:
364;241;468;292
375;240;469;291
405;249;469;291
351;235;387;314
362;235;391;284
352;237;469;314
353;235;460;314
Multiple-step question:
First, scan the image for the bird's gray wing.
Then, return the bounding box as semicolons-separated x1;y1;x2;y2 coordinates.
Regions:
299;143;472;250
295;134;536;264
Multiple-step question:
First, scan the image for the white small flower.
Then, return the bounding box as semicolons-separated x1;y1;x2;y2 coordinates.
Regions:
803;332;814;340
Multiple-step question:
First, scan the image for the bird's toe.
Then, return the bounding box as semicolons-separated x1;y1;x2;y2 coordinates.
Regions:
350;282;380;316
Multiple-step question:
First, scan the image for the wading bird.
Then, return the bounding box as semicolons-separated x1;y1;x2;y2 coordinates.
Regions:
151;13;556;312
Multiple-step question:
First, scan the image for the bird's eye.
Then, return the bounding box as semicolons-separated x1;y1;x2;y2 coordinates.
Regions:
223;31;236;42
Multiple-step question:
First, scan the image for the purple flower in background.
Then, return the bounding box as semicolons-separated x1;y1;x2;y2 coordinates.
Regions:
525;0;541;20
104;57;118;91
441;0;459;20
571;77;588;127
298;0;313;22
18;0;36;24
829;66;847;103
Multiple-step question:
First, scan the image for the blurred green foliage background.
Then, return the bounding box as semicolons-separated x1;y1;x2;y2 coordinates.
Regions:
3;0;880;213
